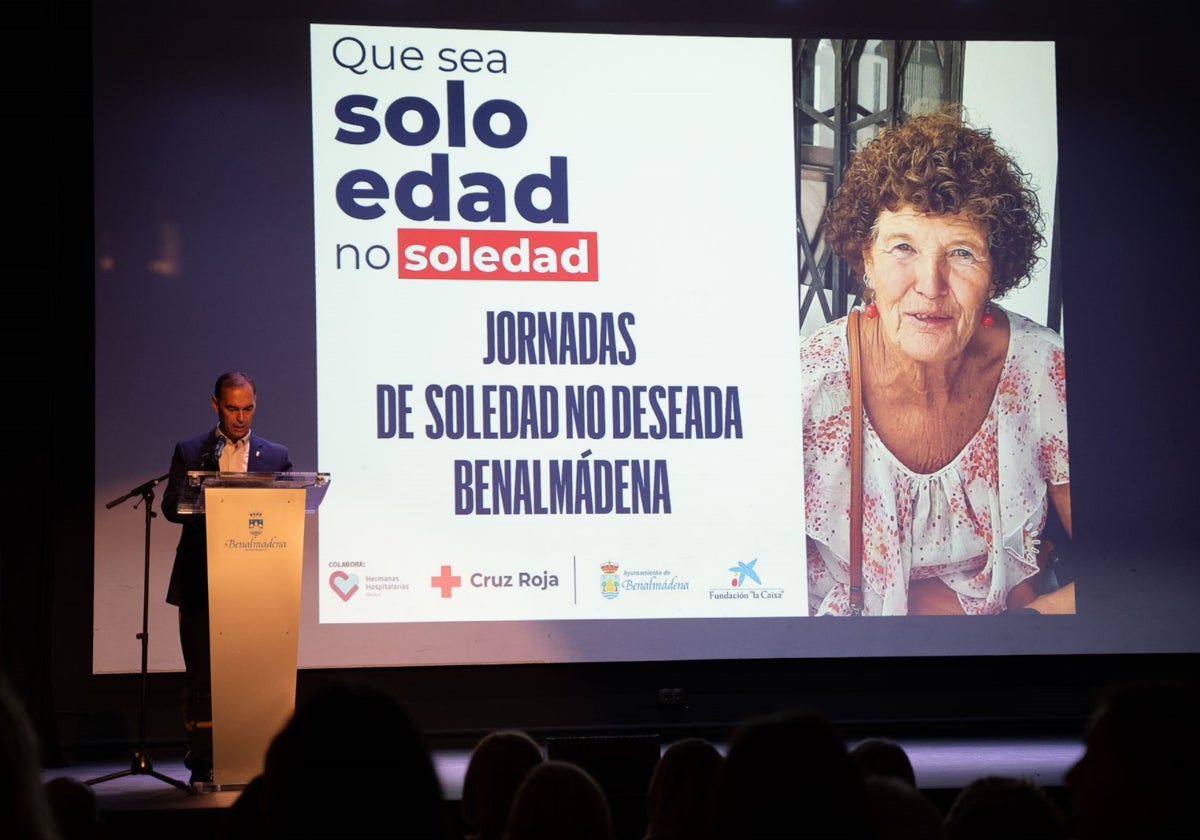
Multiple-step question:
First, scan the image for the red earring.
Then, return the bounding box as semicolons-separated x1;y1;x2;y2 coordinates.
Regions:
862;276;878;319
981;299;994;328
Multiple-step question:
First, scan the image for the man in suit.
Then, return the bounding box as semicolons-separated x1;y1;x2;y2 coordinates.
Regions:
161;370;292;786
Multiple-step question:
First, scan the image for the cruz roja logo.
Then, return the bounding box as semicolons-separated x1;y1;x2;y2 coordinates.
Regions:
470;571;560;590
431;565;561;597
431;565;463;598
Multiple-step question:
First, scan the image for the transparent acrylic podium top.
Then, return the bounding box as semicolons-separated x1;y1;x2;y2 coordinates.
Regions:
176;471;331;515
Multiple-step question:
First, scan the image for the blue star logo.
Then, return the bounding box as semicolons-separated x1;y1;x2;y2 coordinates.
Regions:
728;559;762;587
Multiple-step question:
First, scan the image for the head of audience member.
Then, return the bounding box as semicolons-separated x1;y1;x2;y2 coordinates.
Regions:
259;680;448;839
1065;680;1200;840
0;675;61;840
643;737;725;840
943;775;1067;840
43;777;101;840
850;737;917;787
461;730;545;840
502;759;614;840
863;775;946;840
711;708;874;839
220;773;267;839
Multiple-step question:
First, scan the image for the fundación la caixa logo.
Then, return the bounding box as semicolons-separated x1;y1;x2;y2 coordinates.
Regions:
709;558;785;602
333;79;598;284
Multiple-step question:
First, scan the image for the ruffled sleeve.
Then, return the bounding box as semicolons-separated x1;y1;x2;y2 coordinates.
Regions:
800;318;857;614
994;311;1069;579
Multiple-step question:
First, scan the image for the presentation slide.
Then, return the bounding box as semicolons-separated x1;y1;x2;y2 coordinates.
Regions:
91;2;1199;675
310;24;804;624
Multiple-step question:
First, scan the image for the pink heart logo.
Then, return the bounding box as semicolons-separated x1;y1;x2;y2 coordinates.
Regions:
329;570;359;601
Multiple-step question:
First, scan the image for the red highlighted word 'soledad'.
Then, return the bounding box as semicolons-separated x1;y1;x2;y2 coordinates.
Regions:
398;228;598;281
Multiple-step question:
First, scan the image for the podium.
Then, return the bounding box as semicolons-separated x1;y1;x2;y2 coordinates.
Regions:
179;470;330;787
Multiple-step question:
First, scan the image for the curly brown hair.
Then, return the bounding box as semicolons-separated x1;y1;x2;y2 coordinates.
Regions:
823;109;1044;297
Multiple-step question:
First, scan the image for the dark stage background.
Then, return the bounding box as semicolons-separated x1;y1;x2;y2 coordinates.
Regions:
10;0;1197;768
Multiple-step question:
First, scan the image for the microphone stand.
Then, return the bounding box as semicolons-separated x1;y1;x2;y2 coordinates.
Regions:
87;473;192;793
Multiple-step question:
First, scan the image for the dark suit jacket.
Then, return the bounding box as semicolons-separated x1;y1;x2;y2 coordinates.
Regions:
161;429;293;608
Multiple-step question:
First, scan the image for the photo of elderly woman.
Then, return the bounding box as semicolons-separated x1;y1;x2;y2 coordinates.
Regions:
802;109;1073;616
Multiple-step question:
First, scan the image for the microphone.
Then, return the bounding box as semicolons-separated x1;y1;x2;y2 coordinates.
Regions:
212;436;226;466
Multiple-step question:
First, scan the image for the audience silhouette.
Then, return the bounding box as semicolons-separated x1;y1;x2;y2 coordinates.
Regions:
711;708;874;839
502;759;615;840
1065;679;1200;840
943;775;1066;840
254;680;450;838
461;729;545;840
40;675;1200;840
863;775;945;840
218;773;267;839
850;737;917;788
43;776;102;840
642;737;725;840
1;674;62;840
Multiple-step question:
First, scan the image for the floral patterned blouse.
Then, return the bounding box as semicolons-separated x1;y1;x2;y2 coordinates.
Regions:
801;306;1069;616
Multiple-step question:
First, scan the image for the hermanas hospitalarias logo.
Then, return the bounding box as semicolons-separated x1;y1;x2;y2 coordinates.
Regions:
329;570;359;601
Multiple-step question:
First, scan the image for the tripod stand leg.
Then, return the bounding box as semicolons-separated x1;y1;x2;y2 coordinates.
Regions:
87;480;192;794
149;771;193;791
85;751;193;793
84;768;132;786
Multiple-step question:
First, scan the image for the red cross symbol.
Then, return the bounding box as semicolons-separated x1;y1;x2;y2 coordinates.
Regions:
431;565;462;598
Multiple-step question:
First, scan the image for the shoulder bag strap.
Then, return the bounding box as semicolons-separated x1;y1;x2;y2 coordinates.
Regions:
847;309;864;617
